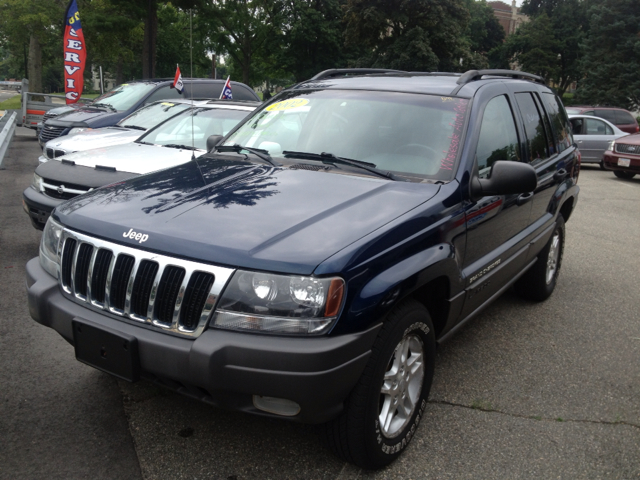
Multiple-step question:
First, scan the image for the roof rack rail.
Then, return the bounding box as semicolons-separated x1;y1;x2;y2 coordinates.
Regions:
310;68;405;81
456;69;545;85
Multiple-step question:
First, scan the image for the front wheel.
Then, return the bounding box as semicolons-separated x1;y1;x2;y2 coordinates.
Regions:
324;300;435;469
614;170;636;179
515;216;565;301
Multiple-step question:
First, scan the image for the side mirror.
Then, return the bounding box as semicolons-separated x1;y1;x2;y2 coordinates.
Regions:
206;135;223;152
471;161;537;200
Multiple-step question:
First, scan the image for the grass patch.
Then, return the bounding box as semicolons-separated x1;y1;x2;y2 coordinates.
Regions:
0;92;100;111
0;94;21;110
555;417;564;422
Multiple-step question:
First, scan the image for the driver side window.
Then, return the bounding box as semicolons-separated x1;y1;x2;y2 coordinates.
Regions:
476;95;520;178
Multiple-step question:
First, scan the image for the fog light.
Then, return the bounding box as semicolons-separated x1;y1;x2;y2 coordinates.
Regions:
253;395;300;417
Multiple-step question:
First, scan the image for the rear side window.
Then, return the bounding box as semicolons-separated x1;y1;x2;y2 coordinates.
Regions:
541;93;572;153
595;109;616;123
475;95;520;178
145;85;184;103
585;118;613;135
188;83;258;101
515;92;549;164
615;110;636;125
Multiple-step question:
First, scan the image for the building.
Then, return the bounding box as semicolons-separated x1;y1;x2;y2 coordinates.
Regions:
488;0;528;36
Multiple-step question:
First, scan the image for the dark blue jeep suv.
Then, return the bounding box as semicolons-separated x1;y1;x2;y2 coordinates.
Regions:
26;69;580;469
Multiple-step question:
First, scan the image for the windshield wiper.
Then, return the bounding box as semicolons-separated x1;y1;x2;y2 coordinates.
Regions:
163;144;199;151
215;144;280;167
92;102;117;112
135;140;155;145
282;151;396;180
121;125;146;131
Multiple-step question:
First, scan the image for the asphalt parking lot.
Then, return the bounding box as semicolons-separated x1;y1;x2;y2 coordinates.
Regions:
1;132;639;479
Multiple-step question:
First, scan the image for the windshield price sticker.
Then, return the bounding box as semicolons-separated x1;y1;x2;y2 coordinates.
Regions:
266;98;309;112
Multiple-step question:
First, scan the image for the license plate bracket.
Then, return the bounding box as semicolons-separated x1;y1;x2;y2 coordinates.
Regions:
72;319;140;382
618;158;631;167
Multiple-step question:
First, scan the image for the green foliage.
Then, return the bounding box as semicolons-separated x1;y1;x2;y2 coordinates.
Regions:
465;0;505;55
576;0;640;110
499;0;585;96
264;0;347;83
343;0;471;72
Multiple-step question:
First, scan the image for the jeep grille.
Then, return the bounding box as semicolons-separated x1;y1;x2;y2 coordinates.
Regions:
58;229;235;337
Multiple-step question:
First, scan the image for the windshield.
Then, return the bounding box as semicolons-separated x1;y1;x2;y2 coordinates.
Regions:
90;83;157;111
139;107;251;149
223;90;469;180
116;101;191;130
565;108;580;115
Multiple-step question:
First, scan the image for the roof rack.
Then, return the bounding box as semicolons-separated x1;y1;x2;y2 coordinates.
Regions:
456;69;545;85
309;68;405;81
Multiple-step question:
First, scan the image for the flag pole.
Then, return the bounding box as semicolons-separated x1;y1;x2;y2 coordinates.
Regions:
190;9;195;158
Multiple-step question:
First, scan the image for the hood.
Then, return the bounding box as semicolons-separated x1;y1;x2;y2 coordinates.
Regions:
47;104;82;116
55;156;440;275
45;128;142;154
615;133;640;145
53;142;201;174
49;108;122;126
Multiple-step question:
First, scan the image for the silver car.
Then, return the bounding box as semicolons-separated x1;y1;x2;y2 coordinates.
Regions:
39;99;210;164
569;114;627;168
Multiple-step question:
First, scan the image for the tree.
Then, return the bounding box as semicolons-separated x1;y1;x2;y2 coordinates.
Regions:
262;0;346;83
576;0;640;109
0;0;65;91
343;0;471;72
464;0;505;56
203;0;274;86
502;0;585;96
82;0;144;84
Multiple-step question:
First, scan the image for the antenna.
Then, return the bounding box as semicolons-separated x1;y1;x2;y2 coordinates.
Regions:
190;8;195;160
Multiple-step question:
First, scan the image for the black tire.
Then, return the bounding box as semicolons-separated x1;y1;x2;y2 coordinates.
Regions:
515;216;565;301
324;299;436;469
613;170;636;179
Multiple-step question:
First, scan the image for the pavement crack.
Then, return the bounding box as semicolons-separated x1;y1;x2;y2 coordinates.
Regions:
428;399;640;430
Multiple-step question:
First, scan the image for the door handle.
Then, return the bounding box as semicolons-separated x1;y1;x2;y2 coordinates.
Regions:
517;191;534;206
577;140;583;144
553;168;568;182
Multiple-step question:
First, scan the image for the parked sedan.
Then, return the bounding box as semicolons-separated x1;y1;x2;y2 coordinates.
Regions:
569;115;627;168
23;101;259;229
40;99;210;164
566;106;639;134
602;133;640;179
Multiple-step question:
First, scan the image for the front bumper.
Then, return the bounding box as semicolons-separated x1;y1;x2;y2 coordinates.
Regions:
26;258;379;423
603;152;640;174
23;186;63;230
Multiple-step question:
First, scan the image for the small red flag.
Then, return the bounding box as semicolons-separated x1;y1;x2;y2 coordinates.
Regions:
172;65;184;93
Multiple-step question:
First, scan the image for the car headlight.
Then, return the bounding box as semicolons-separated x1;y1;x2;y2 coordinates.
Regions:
31;172;44;192
606;140;615;152
39;217;64;278
68;127;92;135
212;270;345;335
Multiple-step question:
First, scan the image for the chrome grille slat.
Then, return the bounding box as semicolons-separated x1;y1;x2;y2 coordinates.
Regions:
86;246;100;302
147;263;167;323
69;242;82;296
57;229;235;338
171;270;193;330
124;258;142;317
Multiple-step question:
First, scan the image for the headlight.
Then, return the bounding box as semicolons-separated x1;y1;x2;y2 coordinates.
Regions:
68;127;92;135
212;270;345;335
31;173;44;192
606;140;615;152
39;217;64;278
